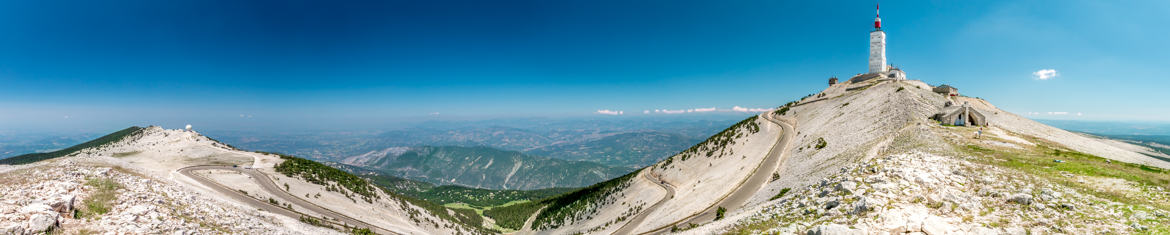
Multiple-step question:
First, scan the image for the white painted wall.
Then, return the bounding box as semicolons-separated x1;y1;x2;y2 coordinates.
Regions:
869;30;886;74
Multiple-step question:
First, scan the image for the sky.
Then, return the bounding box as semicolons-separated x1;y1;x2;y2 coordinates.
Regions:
1;0;1168;133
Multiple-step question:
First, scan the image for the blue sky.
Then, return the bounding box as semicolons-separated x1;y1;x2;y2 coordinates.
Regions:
1;0;1168;132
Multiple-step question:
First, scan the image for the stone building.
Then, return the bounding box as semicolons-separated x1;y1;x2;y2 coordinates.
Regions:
933;85;958;97
933;102;988;127
829;77;838;85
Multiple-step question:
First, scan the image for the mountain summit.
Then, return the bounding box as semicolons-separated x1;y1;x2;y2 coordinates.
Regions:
488;77;1170;234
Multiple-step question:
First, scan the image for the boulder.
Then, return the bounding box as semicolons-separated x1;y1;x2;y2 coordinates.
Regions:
2;224;25;235
25;213;58;233
849;197;870;215
1007;194;1032;205
51;195;76;216
1131;222;1147;231
824;199;840;210
921;216;956;235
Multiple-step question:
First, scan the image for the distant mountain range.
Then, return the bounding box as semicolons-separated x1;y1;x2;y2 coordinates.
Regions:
182;117;742;169
342;146;632;190
523;131;698;168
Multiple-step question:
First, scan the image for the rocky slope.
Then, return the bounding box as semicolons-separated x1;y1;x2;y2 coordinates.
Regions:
514;78;1170;234
342;146;630;190
0;126;482;234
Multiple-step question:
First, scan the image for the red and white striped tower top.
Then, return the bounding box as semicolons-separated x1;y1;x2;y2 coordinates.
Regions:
874;4;882;29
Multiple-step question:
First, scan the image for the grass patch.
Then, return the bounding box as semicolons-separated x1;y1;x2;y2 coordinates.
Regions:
956;133;1170;211
78;177;121;219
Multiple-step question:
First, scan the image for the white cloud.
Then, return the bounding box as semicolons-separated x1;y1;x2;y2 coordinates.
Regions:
1033;69;1058;80
636;106;774;115
596;109;624;115
429;112;441;116
732;106;773;113
1047;111;1069;115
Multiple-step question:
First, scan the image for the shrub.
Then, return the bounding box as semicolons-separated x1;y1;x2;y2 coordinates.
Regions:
815;138;827;149
715;207;726;221
351;227;374;235
896;87;905;92
769;188;792;200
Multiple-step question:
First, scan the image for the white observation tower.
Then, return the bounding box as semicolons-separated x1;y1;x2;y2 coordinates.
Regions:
868;4;887;74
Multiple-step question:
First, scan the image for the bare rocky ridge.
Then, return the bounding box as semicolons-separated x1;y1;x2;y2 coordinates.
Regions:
0;126;477;234
522;78;1170;234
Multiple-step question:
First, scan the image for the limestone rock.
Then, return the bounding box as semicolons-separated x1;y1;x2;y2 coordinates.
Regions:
807;224;857;235
1007;194;1032;205
25;213;57;233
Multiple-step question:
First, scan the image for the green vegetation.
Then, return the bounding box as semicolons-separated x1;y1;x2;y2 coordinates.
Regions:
0;126;144;165
351;227;374;235
406;185;575;208
769;188;791;201
525;131;698;168
715;206;727;221
666;115;760;165
388;190;495;234
956;133;1170;212
348;164;577;207
78;177;121;218
355;146;629;190
482;200;545;230
896;87;905;92
299;215;327;227
815;137;827;149
774;101;798;116
530;169;641;230
478;169;644;230
274;154;380;203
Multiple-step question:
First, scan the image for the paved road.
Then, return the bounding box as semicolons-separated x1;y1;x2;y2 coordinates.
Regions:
637;112;795;234
611;171;676;235
179;166;397;235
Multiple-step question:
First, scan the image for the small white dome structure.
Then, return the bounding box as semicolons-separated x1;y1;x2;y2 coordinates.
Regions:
185;124;192;131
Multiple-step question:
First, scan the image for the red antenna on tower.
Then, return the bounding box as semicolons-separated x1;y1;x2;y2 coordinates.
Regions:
874;3;882;29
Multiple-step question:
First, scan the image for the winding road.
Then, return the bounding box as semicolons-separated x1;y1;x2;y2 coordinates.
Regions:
611;171;676;235
617;112;795;235
178;165;397;235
